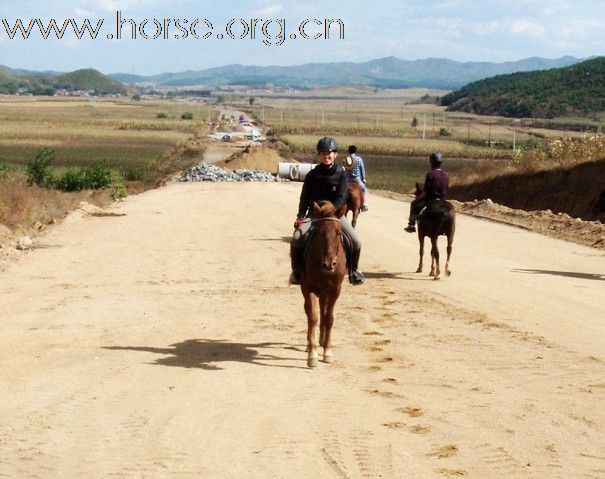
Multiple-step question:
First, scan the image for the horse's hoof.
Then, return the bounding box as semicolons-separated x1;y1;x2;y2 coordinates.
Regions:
415;268;422;273
307;357;318;368
323;353;334;364
445;270;451;277
433;276;441;281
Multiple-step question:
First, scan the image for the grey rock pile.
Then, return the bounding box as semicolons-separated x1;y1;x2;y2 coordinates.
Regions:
177;163;283;182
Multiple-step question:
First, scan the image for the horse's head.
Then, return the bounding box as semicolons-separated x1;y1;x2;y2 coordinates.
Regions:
310;201;343;274
414;182;423;199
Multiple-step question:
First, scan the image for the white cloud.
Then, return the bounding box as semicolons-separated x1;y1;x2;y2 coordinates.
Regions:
509;19;546;38
257;4;282;16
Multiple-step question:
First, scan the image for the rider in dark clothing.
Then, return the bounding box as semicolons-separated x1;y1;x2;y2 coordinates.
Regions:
405;152;449;233
297;160;348;219
290;137;364;285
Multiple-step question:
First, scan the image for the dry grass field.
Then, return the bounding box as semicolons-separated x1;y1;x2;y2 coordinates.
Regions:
231;91;600;193
0;96;212;232
0;97;210;169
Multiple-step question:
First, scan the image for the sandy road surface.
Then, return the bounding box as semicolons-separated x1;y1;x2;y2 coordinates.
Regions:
1;181;604;478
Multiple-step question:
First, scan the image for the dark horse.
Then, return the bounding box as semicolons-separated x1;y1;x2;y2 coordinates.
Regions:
413;182;456;280
343;180;365;228
300;200;347;367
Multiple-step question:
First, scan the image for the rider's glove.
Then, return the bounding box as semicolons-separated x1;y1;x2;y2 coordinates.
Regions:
294;217;304;229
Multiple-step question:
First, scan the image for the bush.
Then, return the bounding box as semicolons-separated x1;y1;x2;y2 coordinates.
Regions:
439;127;452;137
181;111;194;120
82;161;112;189
27;147;55;187
156;112;168;118
120;164;149;181
0;163;9;180
56;169;84;191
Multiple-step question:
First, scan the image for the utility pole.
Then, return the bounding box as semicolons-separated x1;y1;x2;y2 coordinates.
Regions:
422;113;427;140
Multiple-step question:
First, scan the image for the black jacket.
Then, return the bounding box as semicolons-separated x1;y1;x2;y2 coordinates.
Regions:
297;163;348;218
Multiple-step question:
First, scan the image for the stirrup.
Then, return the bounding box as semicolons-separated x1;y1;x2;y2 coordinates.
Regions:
361;205;368;212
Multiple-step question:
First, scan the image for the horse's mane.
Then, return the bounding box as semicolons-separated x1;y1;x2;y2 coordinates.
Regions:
313;200;339;218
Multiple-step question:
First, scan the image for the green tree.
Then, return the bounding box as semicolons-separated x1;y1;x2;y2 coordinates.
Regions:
26;147;55;187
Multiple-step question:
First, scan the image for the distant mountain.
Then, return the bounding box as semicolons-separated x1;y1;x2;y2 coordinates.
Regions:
441;57;605;118
109;56;584;90
0;67;128;95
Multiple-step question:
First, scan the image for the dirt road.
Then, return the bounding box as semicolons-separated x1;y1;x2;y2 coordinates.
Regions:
1;180;604;478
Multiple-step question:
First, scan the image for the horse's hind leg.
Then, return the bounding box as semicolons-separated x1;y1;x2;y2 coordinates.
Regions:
304;292;320;368
416;235;424;273
430;237;440;280
445;234;453;277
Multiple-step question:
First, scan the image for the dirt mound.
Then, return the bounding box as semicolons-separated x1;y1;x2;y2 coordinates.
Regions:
450;199;605;250
450;158;605;222
216;145;289;174
374;189;605;250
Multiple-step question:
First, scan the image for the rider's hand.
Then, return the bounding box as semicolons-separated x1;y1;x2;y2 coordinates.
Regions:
294;217;304;229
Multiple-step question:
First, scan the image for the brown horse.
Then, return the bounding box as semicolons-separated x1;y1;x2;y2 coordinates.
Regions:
344;180;364;228
413;183;456;280
300;200;347;367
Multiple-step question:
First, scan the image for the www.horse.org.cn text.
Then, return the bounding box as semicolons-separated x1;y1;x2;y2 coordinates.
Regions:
0;12;345;46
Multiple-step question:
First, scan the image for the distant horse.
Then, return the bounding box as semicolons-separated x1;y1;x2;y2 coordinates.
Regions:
413;183;456;280
300;200;347;367
344;180;365;228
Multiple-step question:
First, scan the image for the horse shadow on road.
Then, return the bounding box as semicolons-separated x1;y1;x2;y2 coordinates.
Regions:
104;339;307;371
512;268;604;281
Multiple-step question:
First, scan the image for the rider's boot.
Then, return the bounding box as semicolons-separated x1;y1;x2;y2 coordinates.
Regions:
349;248;365;285
289;241;302;285
404;214;417;233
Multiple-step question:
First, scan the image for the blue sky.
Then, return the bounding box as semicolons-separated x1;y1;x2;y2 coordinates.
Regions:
0;0;603;75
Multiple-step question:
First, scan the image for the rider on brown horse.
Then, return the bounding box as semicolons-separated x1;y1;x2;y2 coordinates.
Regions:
289;137;365;286
405;152;449;233
345;145;368;212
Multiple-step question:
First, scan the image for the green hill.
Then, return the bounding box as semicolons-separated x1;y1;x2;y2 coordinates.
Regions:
441;57;605;118
0;68;128;95
53;69;127;94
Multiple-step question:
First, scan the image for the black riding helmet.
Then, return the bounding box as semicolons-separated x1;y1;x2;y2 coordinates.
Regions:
429;152;443;165
317;136;339;153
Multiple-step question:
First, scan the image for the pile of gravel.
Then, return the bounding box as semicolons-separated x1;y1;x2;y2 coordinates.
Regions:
177;163;284;182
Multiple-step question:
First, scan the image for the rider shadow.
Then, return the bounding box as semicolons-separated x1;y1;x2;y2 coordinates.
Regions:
104;338;307;370
512;268;604;281
253;236;292;243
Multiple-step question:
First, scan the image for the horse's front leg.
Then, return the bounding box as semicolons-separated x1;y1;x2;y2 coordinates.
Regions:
319;294;337;364
352;210;359;228
416;234;424;273
430;237;440;279
304;291;320;368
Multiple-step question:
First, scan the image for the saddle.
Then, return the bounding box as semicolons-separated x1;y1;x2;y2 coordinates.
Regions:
419;199;448;221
